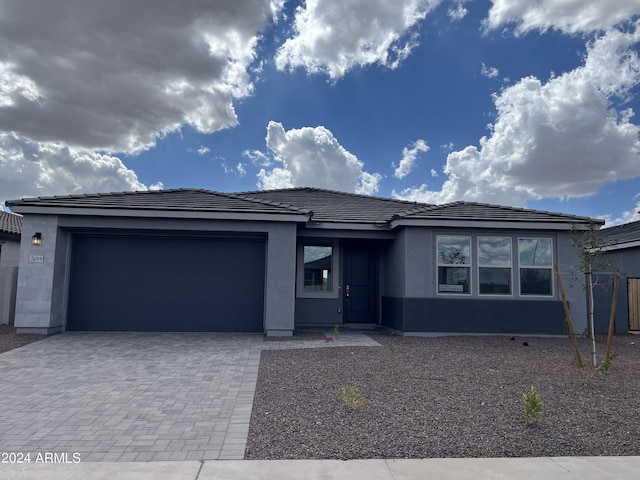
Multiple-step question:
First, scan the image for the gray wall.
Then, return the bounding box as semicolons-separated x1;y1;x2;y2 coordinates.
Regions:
381;227;586;335
0;235;20;325
14;215;67;334
591;246;640;333
14;214;298;335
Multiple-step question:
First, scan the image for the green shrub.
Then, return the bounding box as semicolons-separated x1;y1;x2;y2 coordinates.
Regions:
597;353;618;375
522;386;544;425
339;382;366;410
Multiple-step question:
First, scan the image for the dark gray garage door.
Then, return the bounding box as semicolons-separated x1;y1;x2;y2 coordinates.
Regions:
67;234;265;332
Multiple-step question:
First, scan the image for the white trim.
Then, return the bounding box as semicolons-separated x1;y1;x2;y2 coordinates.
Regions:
593;239;640;252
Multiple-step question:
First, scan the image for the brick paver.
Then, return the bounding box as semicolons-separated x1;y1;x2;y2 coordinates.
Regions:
0;333;262;461
0;331;380;462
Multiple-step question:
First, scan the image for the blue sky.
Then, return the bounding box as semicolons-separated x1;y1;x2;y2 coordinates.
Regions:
1;0;640;225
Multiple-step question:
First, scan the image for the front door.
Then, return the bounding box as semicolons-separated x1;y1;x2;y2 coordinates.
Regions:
343;243;378;323
629;278;640;331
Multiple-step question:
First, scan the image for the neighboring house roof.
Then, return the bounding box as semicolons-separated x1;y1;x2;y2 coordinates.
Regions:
6;187;600;229
0;211;22;236
599;219;640;251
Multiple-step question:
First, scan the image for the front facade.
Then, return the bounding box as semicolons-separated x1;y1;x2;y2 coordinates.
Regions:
6;188;597;336
0;211;21;325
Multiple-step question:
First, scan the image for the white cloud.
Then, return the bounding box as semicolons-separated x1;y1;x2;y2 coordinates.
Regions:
448;4;468;22
0;133;145;204
242;149;272;167
481;63;499;78
0;0;281;200
393;139;430;179
431;168;439;177
275;0;441;80
603;193;640;225
257;121;381;194
197;146;210;156
486;0;640;35
394;27;640;206
237;162;247;176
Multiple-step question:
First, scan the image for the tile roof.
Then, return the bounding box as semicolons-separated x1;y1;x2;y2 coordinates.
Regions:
6;189;309;216
237;187;432;223
401;201;601;224
600;219;640;245
0;211;22;235
6;187;600;227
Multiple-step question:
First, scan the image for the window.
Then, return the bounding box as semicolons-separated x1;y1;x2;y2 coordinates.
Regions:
518;238;553;296
478;237;512;295
437;236;470;294
303;245;333;291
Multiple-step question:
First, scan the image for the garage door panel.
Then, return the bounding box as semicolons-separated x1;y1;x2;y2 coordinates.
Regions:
67;235;265;332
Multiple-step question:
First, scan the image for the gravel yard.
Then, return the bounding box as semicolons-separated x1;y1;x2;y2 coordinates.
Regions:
0;325;46;354
245;334;640;459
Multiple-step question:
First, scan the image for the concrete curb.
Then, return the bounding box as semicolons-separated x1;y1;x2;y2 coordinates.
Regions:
3;457;640;480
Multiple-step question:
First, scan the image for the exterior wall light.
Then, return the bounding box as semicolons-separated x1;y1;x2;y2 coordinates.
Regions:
31;232;42;246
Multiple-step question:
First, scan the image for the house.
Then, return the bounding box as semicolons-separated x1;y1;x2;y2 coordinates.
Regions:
6;188;600;336
0;211;22;325
593;219;640;334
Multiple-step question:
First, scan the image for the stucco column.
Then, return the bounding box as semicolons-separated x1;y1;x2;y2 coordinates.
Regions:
264;223;297;336
14;215;66;334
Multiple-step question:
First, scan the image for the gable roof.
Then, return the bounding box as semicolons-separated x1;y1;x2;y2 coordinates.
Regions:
599;219;640;251
6;187;600;229
0;211;22;236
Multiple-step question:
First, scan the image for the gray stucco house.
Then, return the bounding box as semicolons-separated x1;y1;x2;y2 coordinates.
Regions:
0;211;22;325
593;220;640;334
6;188;599;336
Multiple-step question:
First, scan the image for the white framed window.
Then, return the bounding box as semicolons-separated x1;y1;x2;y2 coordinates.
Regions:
437;235;471;294
478;237;512;295
518;238;553;296
296;241;339;298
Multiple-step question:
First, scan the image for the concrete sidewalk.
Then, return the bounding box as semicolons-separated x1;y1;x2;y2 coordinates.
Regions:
3;456;640;479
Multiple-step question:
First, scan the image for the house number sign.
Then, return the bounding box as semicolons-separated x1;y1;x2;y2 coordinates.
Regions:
29;255;44;263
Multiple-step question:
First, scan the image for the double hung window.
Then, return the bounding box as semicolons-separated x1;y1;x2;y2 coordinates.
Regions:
518;238;553;296
437;236;471;294
478;237;512;295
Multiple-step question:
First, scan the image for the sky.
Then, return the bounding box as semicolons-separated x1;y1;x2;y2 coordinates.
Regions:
1;0;640;225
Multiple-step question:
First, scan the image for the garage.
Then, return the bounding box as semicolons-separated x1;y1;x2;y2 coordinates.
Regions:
67;234;266;332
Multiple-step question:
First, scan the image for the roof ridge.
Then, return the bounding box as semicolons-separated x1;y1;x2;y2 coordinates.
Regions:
222;192;311;214
238;187;435;208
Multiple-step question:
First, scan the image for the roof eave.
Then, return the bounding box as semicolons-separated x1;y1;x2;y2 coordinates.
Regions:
9;205;310;223
391;218;592;230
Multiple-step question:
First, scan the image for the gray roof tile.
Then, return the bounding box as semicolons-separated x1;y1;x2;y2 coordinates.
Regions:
0;211;22;235
6;187;600;227
238;187;432;223
402;201;601;224
7;189;309;216
600;219;640;245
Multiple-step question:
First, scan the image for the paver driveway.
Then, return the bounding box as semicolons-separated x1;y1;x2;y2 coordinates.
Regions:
0;332;263;462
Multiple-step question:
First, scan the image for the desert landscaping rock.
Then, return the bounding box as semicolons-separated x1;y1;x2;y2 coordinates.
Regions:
245;334;640;460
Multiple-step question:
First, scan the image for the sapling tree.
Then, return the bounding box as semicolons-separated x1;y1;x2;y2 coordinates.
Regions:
569;221;612;367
